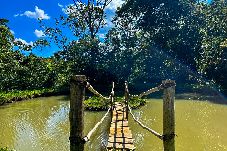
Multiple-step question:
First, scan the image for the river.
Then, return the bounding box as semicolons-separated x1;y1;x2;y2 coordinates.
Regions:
0;96;226;151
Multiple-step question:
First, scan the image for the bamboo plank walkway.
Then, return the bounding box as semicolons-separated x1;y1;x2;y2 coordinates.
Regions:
107;102;135;150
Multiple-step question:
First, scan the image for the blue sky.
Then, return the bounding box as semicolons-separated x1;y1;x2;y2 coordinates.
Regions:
1;0;212;57
1;0;123;57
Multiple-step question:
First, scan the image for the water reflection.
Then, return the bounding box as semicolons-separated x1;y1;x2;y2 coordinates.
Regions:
0;96;108;151
0;97;227;151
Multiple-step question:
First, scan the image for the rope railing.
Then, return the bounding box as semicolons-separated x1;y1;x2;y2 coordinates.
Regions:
110;82;115;120
132;86;161;98
83;107;111;142
130;81;176;98
82;82;115;143
125;81;129;120
86;82;110;100
70;75;175;151
128;106;163;140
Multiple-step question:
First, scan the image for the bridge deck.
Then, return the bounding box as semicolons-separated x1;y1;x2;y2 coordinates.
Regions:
107;102;135;150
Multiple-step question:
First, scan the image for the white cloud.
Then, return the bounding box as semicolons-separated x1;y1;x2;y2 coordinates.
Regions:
34;29;45;38
106;17;114;27
58;3;63;8
58;3;66;12
10;30;15;35
106;0;124;11
15;38;33;45
98;33;106;39
14;6;50;20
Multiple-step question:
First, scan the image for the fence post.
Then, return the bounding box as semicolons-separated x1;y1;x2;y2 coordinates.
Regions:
110;82;114;121
125;81;129;120
163;80;175;151
69;75;86;151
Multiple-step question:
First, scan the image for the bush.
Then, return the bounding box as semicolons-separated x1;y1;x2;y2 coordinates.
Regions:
0;147;13;151
0;88;54;105
84;96;110;111
129;97;146;109
83;96;146;111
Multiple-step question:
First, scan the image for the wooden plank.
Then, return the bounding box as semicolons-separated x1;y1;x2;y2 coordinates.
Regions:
109;127;131;134
111;121;128;125
112;117;127;121
108;137;134;144
107;102;135;150
107;143;135;150
112;111;126;115
109;130;132;135
109;133;133;138
111;123;128;127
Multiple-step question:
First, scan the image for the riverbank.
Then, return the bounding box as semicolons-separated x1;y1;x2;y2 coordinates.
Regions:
0;88;225;108
0;88;63;106
175;90;226;104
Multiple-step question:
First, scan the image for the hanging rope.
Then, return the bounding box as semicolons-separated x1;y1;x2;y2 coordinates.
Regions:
130;82;176;98
86;82;110;100
136;86;161;98
83;107;111;142
128;106;163;140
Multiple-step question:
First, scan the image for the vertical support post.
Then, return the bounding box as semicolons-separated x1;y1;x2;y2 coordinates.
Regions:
69;75;86;151
163;80;176;151
110;82;115;122
125;81;129;120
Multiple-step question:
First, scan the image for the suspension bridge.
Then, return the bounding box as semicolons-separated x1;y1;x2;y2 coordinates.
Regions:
69;75;176;151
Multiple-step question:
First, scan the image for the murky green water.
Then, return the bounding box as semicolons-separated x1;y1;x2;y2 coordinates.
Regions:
0;96;226;151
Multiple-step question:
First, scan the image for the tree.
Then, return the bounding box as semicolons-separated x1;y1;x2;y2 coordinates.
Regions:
0;19;14;51
41;0;113;85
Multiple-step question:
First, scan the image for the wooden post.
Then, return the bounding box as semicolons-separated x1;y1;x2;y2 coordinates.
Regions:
111;82;114;121
163;80;175;151
125;81;129;120
69;75;86;151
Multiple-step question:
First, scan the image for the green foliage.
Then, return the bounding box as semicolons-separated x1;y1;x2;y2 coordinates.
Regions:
129;97;146;109
0;88;54;105
0;19;14;50
0;147;13;151
0;0;227;101
83;96;146;111
84;96;109;111
106;0;227;93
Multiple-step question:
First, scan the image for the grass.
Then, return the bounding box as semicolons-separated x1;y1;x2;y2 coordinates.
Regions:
0;88;54;105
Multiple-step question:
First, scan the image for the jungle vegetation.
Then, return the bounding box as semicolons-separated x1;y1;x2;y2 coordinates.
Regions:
0;0;226;105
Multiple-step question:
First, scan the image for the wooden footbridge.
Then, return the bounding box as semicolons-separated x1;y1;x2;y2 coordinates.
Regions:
107;102;135;150
69;75;176;151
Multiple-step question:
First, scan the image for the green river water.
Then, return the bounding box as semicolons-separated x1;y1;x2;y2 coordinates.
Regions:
0;96;227;151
